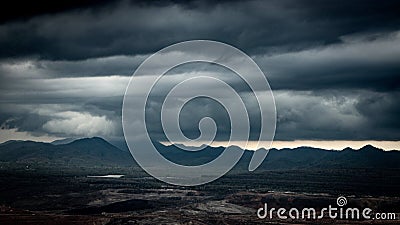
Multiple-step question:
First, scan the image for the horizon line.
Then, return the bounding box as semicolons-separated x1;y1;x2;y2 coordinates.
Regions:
162;140;400;151
160;140;400;151
1;135;399;151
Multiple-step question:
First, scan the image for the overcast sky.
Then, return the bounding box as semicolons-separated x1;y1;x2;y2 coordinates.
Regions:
0;0;399;149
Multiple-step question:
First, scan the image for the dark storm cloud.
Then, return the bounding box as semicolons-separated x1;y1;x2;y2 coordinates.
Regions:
0;72;399;141
0;0;399;60
0;102;122;138
0;0;399;142
258;31;400;92
0;55;146;78
1;31;399;94
0;75;127;138
274;90;400;141
355;92;400;131
0;0;116;24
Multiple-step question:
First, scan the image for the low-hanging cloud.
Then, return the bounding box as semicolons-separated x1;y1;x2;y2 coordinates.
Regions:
42;111;117;137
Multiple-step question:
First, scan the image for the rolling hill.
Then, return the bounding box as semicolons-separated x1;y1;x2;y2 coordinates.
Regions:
0;137;134;167
0;137;399;170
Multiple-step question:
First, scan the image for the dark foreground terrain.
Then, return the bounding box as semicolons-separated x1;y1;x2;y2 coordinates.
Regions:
0;165;399;224
1;138;399;224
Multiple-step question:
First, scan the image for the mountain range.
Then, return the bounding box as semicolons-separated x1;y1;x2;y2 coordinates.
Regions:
0;137;399;170
0;137;133;167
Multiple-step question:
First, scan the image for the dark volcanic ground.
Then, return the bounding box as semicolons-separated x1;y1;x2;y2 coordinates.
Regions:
0;166;399;224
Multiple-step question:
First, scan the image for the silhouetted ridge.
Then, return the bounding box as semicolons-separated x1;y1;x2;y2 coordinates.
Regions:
359;144;382;152
0;137;134;166
0;139;398;170
67;137;122;152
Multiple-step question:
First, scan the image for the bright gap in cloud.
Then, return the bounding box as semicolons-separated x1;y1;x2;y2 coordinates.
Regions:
0;128;60;143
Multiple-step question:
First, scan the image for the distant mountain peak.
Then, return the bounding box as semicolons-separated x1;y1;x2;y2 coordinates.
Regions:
342;147;354;151
62;137;125;153
51;137;78;145
359;144;382;152
69;136;108;144
0;140;22;145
